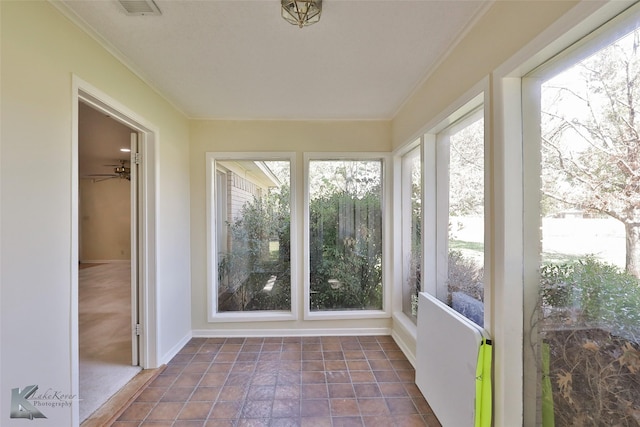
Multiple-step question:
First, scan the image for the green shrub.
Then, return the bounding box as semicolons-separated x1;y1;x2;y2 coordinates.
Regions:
541;256;640;341
448;249;484;304
309;191;383;310
220;184;383;312
218;194;291;311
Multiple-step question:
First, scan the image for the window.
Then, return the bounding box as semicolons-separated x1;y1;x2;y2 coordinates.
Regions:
524;12;640;425
435;108;485;327
305;156;387;315
208;153;295;320
401;144;422;322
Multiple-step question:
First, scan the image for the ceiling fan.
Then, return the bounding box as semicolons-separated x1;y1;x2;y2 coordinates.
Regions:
86;160;131;182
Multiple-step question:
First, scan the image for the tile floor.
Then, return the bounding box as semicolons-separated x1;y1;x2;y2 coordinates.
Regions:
113;336;442;427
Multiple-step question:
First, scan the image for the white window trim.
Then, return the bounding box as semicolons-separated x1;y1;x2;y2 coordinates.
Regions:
434;106;485;306
399;141;422;322
303;152;392;321
420;90;489;325
206;152;298;322
390;81;487;357
519;3;640;424
390;140;422;350
491;3;638;425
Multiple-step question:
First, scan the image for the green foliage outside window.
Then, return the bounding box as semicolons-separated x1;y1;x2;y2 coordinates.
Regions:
217;188;291;312
217;166;384;312
540;256;640;340
538;257;640;426
309;190;383;311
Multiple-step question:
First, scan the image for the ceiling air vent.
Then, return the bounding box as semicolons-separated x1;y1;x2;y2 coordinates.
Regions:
117;0;161;16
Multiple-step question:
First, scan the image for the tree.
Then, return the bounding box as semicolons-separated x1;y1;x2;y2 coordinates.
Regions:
541;30;640;278
449;117;484;217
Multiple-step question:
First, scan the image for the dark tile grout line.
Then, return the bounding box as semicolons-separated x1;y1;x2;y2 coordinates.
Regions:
112;336;441;427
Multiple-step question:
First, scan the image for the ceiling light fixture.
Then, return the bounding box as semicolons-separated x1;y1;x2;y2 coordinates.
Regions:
114;160;131;181
281;0;322;28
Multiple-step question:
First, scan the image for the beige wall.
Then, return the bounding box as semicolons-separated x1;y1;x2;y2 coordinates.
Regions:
1;2;191;425
189;120;391;332
79;179;131;261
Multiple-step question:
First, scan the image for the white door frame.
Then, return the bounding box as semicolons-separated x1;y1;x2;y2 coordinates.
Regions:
71;75;159;425
130;131;140;366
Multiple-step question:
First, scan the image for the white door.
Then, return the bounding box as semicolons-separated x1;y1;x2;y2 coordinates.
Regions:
130;132;140;366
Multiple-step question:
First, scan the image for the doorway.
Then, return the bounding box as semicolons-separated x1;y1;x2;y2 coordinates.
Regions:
77;101;141;421
72;78;159;425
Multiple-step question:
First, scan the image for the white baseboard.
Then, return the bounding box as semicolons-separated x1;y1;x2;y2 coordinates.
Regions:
392;330;416;368
160;331;193;365
391;313;418;367
191;327;392;338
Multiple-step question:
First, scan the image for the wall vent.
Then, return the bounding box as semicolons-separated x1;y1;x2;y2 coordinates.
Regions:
117;0;161;16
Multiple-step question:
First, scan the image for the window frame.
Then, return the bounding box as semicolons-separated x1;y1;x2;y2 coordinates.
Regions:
521;4;640;423
303;152;392;320
419;92;489;327
206;152;298;322
434;107;485;308
400;140;423;323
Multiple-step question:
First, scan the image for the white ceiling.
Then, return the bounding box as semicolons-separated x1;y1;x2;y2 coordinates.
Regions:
61;0;490;120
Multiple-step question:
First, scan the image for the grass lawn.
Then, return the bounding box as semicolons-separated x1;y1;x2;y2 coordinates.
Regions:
449;217;625;268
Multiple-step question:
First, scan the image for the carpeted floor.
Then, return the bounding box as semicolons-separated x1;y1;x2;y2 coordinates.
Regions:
79;262;141;422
